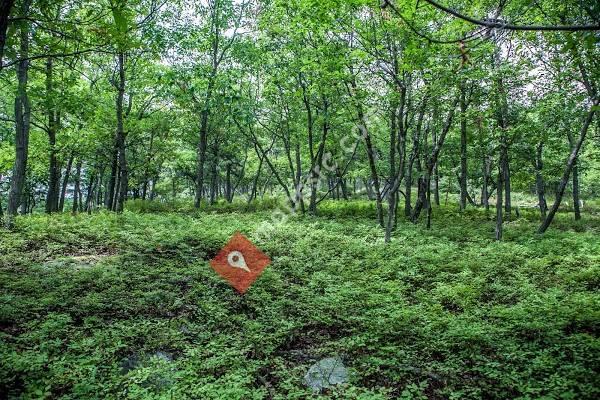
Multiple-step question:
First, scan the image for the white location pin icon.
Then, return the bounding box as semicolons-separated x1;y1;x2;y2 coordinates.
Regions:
227;250;250;272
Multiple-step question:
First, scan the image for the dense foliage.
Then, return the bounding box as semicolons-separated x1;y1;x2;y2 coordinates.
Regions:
0;0;598;238
1;201;599;399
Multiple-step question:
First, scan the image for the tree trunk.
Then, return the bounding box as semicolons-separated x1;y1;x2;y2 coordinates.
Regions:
96;169;103;208
411;95;459;221
539;99;598;233
115;51;128;212
195;106;210;207
59;154;74;212
85;172;96;213
362;124;383;227
572;160;581;220
503;153;511;217
566;132;582;221
225;162;232;202
0;0;15;70
150;174;159;200
72;159;82;213
535;142;547;220
308;97;329;215
194;0;224;208
404;154;414;217
459;82;468;211
384;89;414;242
482;155;490;211
339;176;348;200
45;57;61;213
234;117;296;208
389;99;397;196
194;72;216;208
495;158;504;241
294;139;305;213
433;128;440;206
141;129;155;200
344;72;384;225
426;175;432;229
210;142;219;204
5;0;30;228
248;147;263;204
404;115;419;218
105;139;118;210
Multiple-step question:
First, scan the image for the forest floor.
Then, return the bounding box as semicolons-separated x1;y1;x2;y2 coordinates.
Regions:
0;200;599;399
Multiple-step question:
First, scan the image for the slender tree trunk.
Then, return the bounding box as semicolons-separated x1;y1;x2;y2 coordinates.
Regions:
105;140;118;210
535;142;547;220
572;160;581;220
194;72;216;208
112;163;120;208
150;174;159;200
433;129;440;206
248;146;263;204
362;124;383;227
308;97;329;215
539;99;598;233
402;91;420;220
294;139;305;213
384;90;414;242
45;57;61;213
96;169;103;209
141;129;155;200
389;99;397;194
225;163;232;202
59;154;74;212
5;0;30;228
459;82;468;211
504;154;511;217
405;156;414;217
339;175;348;200
72;159;82;213
194;0;224;207
426;175;432;229
85;172;96;213
411;95;459;220
195;106;209;207
141;182;148;200
234;118;296;208
495;157;504;241
566;132;582;220
482;155;490;211
365;178;374;200
493;30;510;227
115;51;128;212
210;141;219;204
351;87;383;226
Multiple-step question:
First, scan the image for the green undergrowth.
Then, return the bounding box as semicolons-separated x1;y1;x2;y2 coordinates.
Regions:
0;201;598;399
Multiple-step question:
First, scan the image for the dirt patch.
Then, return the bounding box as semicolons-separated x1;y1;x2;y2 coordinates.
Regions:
42;253;117;270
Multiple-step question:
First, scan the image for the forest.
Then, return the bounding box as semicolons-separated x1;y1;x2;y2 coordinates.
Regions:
0;0;599;398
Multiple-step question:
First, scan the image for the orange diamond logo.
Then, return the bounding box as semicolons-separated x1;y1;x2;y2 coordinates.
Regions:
209;232;271;294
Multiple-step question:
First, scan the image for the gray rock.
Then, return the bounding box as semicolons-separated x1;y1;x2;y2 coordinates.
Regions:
119;353;141;374
120;350;176;391
152;350;173;362
304;356;348;392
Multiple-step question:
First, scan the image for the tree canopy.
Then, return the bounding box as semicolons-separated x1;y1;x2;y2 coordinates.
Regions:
0;0;598;238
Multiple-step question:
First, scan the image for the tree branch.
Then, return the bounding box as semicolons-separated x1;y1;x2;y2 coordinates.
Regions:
419;0;600;32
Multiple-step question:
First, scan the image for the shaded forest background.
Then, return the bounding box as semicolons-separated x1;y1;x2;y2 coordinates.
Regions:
0;0;599;239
